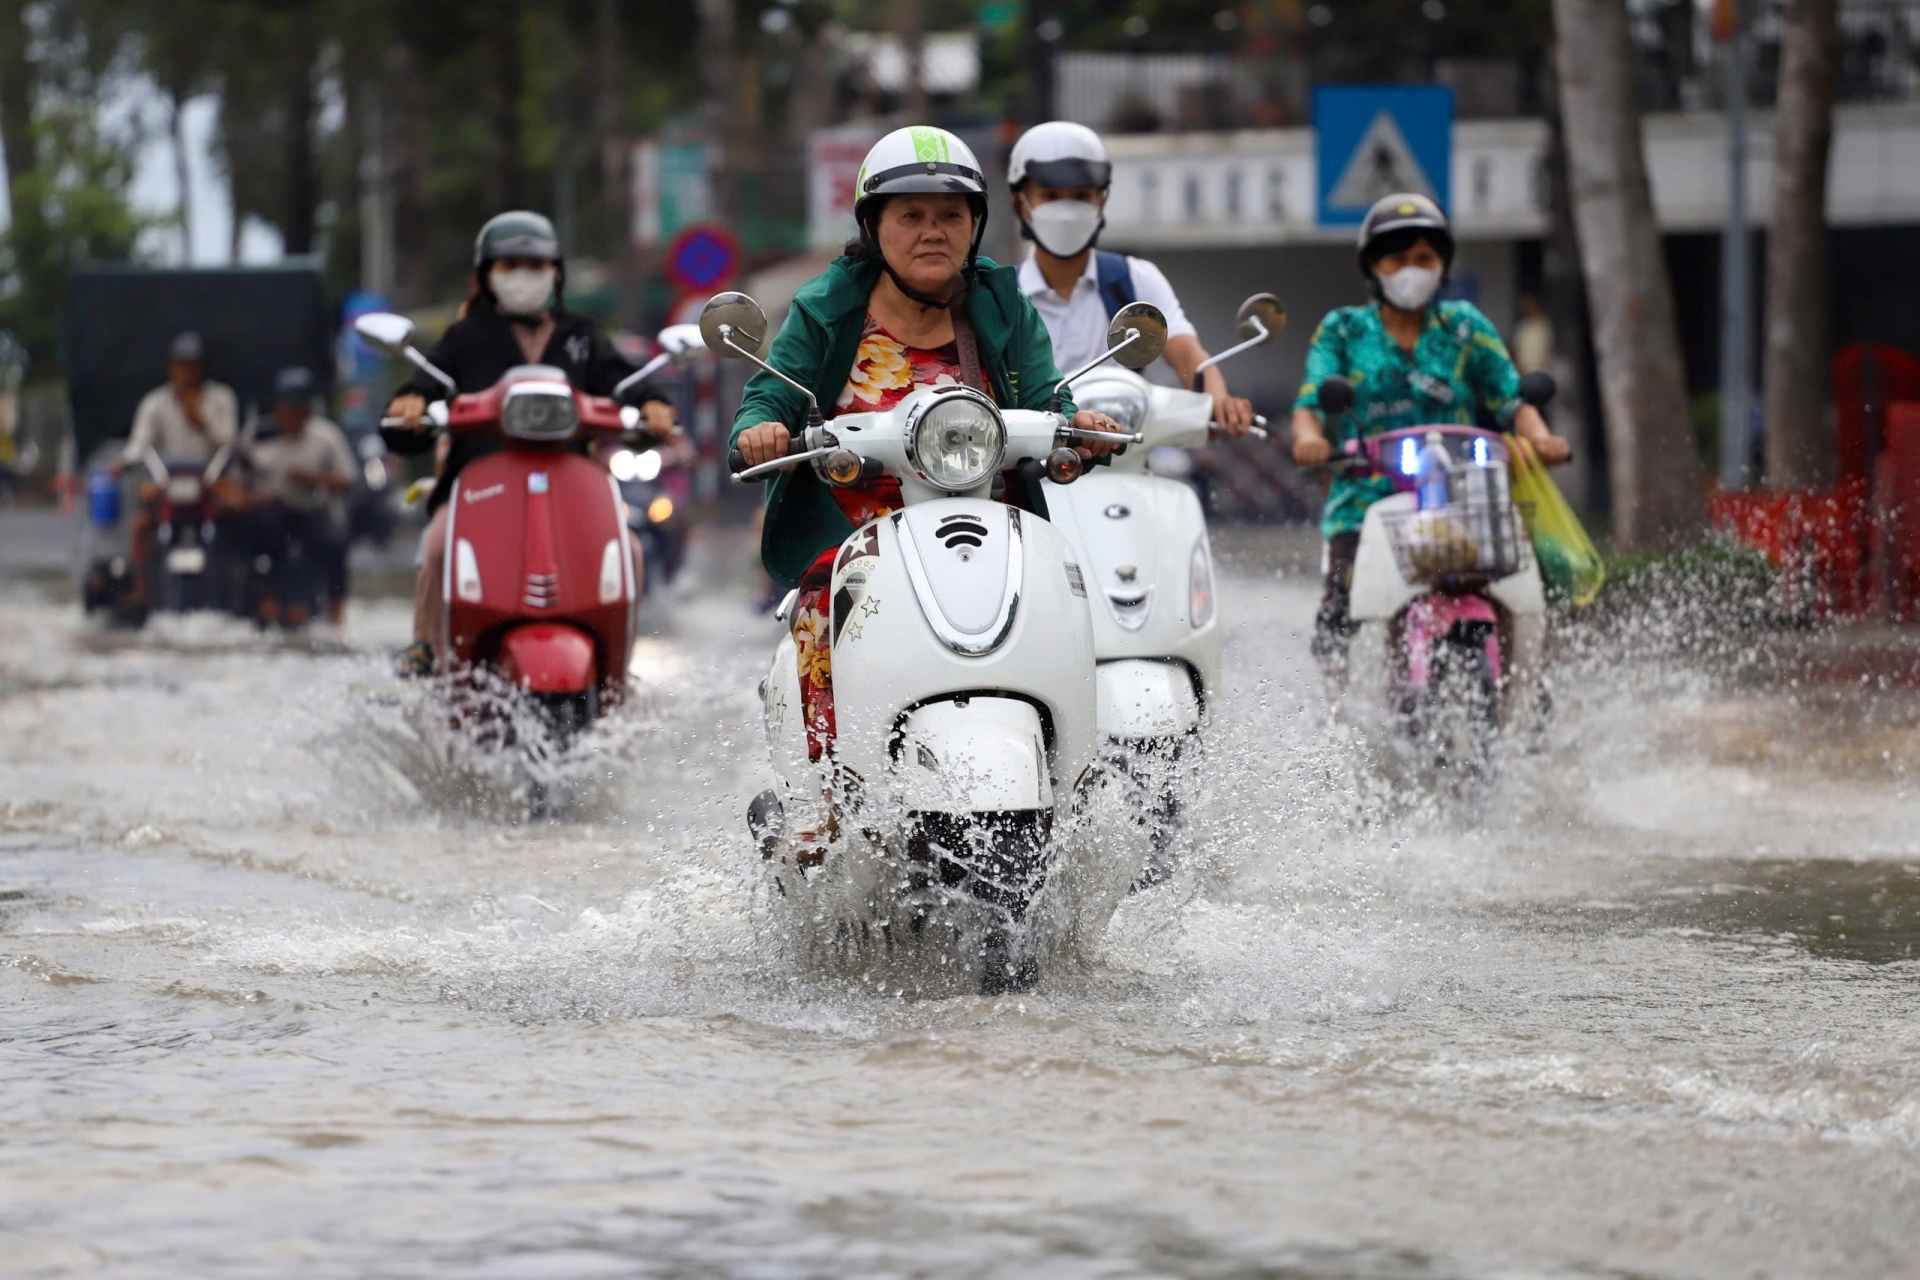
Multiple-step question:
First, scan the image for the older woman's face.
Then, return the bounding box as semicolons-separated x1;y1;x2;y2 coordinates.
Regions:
876;194;975;296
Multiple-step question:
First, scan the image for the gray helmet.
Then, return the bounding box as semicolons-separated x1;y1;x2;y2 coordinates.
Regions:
1356;193;1454;277
473;210;562;267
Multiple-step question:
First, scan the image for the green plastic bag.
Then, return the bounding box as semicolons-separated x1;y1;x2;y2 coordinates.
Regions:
1506;434;1605;607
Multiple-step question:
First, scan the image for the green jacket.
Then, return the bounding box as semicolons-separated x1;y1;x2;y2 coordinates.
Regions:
730;254;1074;588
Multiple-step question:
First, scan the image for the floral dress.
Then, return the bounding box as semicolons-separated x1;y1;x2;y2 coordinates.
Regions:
793;316;966;760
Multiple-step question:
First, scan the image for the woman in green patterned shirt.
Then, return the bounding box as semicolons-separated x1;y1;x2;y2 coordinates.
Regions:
1290;194;1570;668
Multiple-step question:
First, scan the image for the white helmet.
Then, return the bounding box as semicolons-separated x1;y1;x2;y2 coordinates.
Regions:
1006;120;1111;191
852;126;990;302
854;126;989;230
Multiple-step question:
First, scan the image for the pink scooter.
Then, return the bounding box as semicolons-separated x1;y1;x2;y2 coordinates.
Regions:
1318;373;1556;788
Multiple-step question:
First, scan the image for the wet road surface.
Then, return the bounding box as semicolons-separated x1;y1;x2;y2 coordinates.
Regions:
3;521;1918;1278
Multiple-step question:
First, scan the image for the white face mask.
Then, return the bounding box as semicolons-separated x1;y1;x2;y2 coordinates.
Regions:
1377;264;1441;312
491;265;556;316
1026;199;1104;258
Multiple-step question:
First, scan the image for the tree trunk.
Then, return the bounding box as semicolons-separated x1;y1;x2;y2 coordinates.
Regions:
895;0;927;119
1552;0;1703;547
1763;0;1840;489
0;0;30;227
0;0;41;264
1539;43;1605;515
488;0;525;211
698;0;733;222
168;93;194;263
281;45;319;255
387;42;431;307
591;0;636;324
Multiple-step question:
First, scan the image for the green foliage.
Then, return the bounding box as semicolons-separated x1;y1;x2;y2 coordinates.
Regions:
1595;534;1787;631
0;105;147;375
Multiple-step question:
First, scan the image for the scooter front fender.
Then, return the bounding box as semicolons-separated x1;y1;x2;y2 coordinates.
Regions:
498;622;597;693
894;697;1052;814
1096;658;1201;741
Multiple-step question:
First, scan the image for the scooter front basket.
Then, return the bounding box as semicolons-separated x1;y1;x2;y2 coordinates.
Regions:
1381;499;1533;587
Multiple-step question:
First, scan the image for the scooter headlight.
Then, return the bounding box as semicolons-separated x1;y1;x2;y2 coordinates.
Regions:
500;381;579;441
904;388;1006;492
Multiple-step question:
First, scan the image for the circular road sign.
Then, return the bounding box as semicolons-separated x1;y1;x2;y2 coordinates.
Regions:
665;224;741;295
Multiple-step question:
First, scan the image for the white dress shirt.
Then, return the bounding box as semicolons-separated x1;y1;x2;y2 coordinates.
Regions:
1017;250;1197;379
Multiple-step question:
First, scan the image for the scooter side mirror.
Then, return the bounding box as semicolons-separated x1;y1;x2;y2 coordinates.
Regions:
699;293;770;361
656;323;706;367
699;291;822;426
1234;293;1286;344
1318;376;1355;417
353;312;416;356
1519;370;1558;408
1104;302;1168;371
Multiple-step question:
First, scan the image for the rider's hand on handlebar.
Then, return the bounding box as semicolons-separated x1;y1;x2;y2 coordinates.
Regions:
1069;409;1125;459
736;421;790;467
639;401;678;439
1514;405;1572;465
386;394;429;431
1292;432;1332;468
1529;433;1572;465
1210;391;1256;437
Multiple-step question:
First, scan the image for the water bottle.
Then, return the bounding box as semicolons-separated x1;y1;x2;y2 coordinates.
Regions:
87;469;121;528
1415;431;1452;511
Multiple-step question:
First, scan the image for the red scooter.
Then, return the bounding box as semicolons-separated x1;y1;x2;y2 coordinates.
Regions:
357;312;641;746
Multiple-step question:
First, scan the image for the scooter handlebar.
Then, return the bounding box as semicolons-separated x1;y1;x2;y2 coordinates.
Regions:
1210;413;1269;439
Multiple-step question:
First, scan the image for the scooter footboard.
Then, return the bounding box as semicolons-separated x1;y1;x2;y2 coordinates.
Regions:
894;697;1052;814
1096;659;1200;741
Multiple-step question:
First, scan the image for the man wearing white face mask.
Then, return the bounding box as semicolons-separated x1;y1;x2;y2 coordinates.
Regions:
1290;194;1570;666
1008;121;1254;434
382;210;678;675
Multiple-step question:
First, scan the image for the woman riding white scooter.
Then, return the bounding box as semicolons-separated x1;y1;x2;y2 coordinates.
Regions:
1290;194;1570;671
731;126;1125;770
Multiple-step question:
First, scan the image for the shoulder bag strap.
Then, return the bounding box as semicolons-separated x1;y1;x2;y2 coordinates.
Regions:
948;290;993;402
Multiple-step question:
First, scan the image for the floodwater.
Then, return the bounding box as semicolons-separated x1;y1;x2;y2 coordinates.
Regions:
3;527;1918;1279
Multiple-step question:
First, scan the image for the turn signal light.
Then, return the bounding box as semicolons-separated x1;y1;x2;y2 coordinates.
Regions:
647;495;674;524
823;448;863;485
1045;447;1083;485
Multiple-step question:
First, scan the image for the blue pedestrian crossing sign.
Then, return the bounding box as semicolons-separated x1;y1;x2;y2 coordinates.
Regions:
1315;85;1453;227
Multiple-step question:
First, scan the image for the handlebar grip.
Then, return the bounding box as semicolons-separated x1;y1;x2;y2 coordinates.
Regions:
728;448;746;473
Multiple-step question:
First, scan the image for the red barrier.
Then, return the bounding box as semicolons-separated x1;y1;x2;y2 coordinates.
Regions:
1709;479;1869;617
1707;346;1920;621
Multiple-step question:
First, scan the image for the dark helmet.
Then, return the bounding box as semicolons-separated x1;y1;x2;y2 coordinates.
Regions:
473;210;562;267
473;210;565;310
1356;193;1454;278
273;366;315;406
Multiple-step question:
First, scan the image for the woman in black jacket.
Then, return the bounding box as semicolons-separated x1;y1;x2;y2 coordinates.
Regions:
384;211;675;675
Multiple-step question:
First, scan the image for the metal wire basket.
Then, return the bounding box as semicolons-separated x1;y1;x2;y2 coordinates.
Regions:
1381;499;1533;586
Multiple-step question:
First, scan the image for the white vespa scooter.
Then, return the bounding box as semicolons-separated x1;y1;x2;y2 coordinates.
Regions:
1041;293;1285;873
707;293;1167;992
